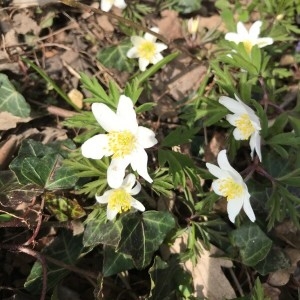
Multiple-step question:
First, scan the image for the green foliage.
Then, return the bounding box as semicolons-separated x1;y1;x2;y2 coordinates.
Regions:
251;277;270;300
167;0;202;14
0;73;31;117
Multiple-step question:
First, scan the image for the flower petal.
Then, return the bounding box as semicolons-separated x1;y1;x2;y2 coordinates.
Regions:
249;131;262;161
237;21;249;36
139;57;149;71
131;197;145;212
256;37;273;48
114;0;127;9
144;27;159;43
122;173;137;191
96;190;113;204
219;96;246;115
136;126;157;148
101;0;113;12
106;207;119;220
92;103;121;132
243;195;256;222
116;95;138;132
130;181;141;195
107;156;131;188
224;32;241;44
81;134;110;159
131;147;152;183
249;21;262;39
131;36;144;47
150;53;163;64
211;179;226;196
206;163;228;179
232;127;247;140
127;47;139;58
227;198;244;223
155;42;168;53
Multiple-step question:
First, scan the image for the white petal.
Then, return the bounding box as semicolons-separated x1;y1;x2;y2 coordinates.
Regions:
131;147;152;183
130;36;144;47
101;0;113;12
131;197;145;212
81;134;110;159
243;195;256;222
249;131;262;161
92;103;121;132
206;163;228;179
136;126;157;148
116;95;138;132
224;32;241;44
219;96;246;115
227;198;244;223
127;47;139;58
144;27;159;43
106;207;119;220
150;53;163;65
107;156;131;188
226;114;240;127
130;181;141;195
122;173;137;191
96;190;113;204
139;58;149;71
249;21;262;39
217;150;238;175
237;21;249;36
114;0;127;9
232;127;246;140
212;179;226;196
256;37;273;48
155;42;168;53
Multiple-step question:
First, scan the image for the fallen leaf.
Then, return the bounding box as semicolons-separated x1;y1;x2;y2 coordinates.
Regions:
68;89;83;109
0;111;31;131
13;12;40;35
262;283;281;300
268;269;290;286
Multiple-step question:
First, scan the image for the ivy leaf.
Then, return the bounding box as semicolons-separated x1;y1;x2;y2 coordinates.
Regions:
97;40;134;72
0;73;31;117
103;245;134;277
117;211;175;269
9;140;77;190
230;223;272;266
24;230;84;294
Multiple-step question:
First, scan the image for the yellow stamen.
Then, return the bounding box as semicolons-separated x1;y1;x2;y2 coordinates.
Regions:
235;113;255;140
218;178;244;201
243;40;253;54
137;41;156;60
108;130;136;158
108;189;131;213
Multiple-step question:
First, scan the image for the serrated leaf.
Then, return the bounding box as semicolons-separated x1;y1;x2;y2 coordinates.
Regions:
161;126;199;147
24;230;84;294
135;102;156;114
230;223;272;266
9;140;77;190
97;40;134;72
103;245;134;277
117;211;175;269
0;73;31;117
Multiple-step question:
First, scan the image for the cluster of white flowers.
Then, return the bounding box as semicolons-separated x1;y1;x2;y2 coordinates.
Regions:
206;20;272;223
82;95;157;220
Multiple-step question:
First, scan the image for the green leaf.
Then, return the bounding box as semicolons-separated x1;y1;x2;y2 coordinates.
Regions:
289;114;300;137
267;132;300;146
161;126;199;147
148;256;193;300
83;208;122;247
0;73;31;117
97;39;134;72
103;245;134;277
24;230;84;294
135;102;156;114
173;0;202;14
0;213;13;222
117;211;175;269
230;223;272;266
254;248;290;275
9;140;77;190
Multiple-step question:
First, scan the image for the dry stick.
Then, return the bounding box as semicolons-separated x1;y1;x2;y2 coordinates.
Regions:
59;0;169;45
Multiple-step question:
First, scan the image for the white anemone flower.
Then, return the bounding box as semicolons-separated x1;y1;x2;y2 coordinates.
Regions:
81;95;158;188
219;95;262;162
225;21;273;54
96;173;145;220
206;150;255;223
127;27;168;72
101;0;127;12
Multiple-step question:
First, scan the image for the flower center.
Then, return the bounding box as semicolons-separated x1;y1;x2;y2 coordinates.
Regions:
218;177;244;201
107;189;131;213
235;113;255;139
137;41;156;60
243;40;253;54
108;130;136;158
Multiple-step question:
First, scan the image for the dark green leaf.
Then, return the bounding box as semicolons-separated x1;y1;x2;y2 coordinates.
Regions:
117;211;175;269
267;132;300;146
161;126;199;147
135;102;156;114
230;223;272;266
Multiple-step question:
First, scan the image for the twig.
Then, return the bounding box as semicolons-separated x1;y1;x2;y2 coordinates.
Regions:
228;267;244;297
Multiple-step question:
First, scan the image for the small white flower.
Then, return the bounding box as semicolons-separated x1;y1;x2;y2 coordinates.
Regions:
100;0;127;12
81;95;158;188
206;150;255;223
225;21;273;54
219;95;262;162
96;173;145;220
127;27;168;71
187;17;200;40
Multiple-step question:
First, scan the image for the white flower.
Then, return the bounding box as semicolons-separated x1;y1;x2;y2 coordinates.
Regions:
96;173;145;220
219;95;262;162
127;27;168;71
81;95;157;188
206;150;255;223
225;21;273;54
187;17;200;40
100;0;126;12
